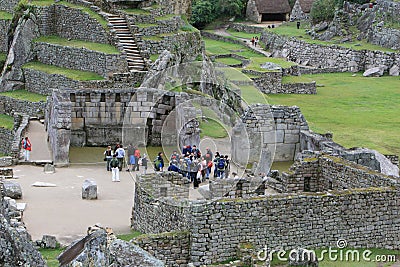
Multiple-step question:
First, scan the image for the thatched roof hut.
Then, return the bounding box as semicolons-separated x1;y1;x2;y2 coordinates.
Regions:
246;0;291;22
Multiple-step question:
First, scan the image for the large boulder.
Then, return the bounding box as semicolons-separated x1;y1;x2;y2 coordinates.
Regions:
363;67;384;77
2;180;22;199
389;65;399;76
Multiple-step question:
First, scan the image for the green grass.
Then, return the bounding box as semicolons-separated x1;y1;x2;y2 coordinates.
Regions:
156;14;176;21
150;54;160;61
218;67;250;81
0;89;47;102
29;1;108;29
142;36;163;41
239;85;267;105
117;230;143;241
123;8;151;15
136;23;158;28
23;61;105;81
0;11;13;20
199;118;228;139
266;72;400;155
271;22;398;53
39;247;64;267
34;36;120;54
215;57;242;65
203;38;248;55
0;114;15;130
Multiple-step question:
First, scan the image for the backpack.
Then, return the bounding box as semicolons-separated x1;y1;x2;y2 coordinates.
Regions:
217;158;225;170
110;158;119;168
154;157;161;171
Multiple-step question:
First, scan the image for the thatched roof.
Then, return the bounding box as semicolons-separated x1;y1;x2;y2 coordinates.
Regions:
299;0;315;13
255;0;291;14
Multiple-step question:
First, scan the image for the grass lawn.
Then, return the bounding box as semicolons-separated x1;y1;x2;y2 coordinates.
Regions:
117;230;143;241
34;36;120;54
39;247;64;267
203;38;249;56
0;89;47;102
266;73;400;155
239;85;267;105
215;57;242;66
271;22;398;53
23;62;105;81
0;114;14;130
227;29;259;40
199;118;228;139
0;11;13;20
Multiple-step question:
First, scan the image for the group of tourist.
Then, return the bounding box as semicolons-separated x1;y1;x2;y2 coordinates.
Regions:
166;145;231;189
103;143;234;188
103;143;148;182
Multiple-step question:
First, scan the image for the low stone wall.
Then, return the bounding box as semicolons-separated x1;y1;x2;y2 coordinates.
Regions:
133;231;190;267
137;16;184;36
0;19;12;53
281;82;316;94
0;95;46;117
189;187;400;265
23;68;144;95
282;155;398;192
251;72;282;94
137;172;189;199
229;23;265;34
33;5;112;45
0;157;13;167
33;42;127;76
141;31;203;61
261;31;400;74
0;0;19;14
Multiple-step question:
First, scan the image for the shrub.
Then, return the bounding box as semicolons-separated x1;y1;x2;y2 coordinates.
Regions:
310;0;336;23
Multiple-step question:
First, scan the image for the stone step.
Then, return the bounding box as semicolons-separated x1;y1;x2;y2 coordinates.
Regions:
127;59;145;63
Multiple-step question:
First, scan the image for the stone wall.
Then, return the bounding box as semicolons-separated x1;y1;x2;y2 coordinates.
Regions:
33;5;112;45
189;187;400;265
131;184;190;234
290;0;309;21
0;95;46;117
46;90;71;166
23;68;144;95
281;155;398;192
133;231;190;267
33;42;127;76
229;23;265;34
261;31;400;74
141;31;203;61
156;0;191;16
251;72;317;94
0;19;11;53
0;127;13;156
245;0;261;23
232;105;309;166
0;0;19;14
11;114;29;159
208;177;265;199
300;130;385;172
137;172;189;199
137;16;184;36
368;26;400;51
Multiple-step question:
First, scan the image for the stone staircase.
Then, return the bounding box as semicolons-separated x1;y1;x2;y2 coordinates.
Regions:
107;15;146;72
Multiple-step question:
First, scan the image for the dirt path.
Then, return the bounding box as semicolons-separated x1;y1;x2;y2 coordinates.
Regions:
22;120;52;162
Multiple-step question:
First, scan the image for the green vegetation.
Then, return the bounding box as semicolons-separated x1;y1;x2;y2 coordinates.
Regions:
150;54;160;61
227;29;259;40
117;230;143;241
123;8;151;15
39;247;64;267
267;73;400;155
0;114;14;130
0;11;13;20
203;38;247;55
136;23;158;28
142;36;163;41
215;57;242;65
271;22;397;53
239;85;266;104
34;36;120;54
156;14;176;21
199;118;228;139
23;62;104;81
0;89;47;102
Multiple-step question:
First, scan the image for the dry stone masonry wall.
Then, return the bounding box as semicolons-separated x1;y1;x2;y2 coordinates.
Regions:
0;19;11;53
0;95;46;117
261;31;400;74
33;42;128;76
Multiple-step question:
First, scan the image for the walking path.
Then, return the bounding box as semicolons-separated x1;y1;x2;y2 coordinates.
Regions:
21;120;52;162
